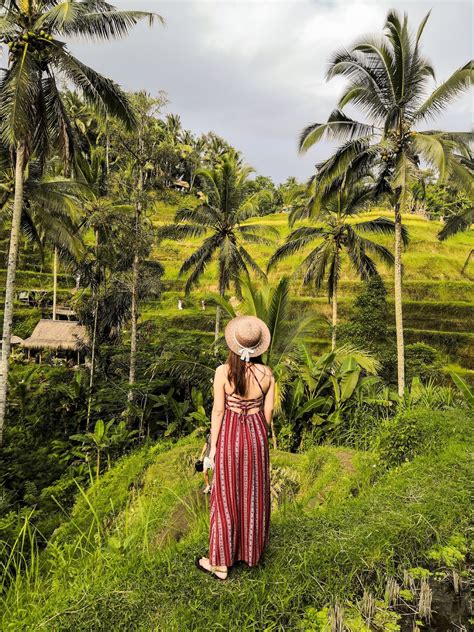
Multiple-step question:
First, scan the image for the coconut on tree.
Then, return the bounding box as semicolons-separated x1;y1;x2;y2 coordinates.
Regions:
0;0;161;443
298;10;473;395
157;151;278;343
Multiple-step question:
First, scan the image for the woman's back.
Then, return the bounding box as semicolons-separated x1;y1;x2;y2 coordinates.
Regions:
222;362;272;415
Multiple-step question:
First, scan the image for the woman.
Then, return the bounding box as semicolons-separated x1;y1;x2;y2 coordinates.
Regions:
195;315;275;581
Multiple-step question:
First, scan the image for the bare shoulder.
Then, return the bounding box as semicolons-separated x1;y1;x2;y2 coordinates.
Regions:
254;363;274;379
215;364;229;379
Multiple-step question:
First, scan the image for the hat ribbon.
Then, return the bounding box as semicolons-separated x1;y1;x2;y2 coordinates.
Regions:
233;332;257;362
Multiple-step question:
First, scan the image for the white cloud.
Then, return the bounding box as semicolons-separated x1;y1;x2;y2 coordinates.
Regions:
61;0;474;180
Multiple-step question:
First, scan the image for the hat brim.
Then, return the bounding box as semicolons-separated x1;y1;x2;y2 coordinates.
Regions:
224;316;271;359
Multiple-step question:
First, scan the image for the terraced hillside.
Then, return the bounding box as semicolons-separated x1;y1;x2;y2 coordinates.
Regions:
1;194;473;368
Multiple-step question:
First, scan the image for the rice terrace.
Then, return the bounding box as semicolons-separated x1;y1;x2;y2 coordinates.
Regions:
0;1;473;630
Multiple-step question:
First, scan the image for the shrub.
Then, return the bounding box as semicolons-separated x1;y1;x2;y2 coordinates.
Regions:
338;275;397;384
405;342;443;383
375;409;462;466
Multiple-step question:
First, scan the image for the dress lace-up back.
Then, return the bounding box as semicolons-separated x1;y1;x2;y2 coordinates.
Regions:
224;364;266;420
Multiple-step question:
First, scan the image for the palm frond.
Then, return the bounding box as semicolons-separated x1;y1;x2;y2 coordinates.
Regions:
0;50;40;147
238;246;267;281
174;205;218;227
39;3;163;41
355;216;409;245
52;47;136;129
415;61;473;121
204;292;236;318
267;226;325;271
299;110;374;153
156;223;207;241
438;207;474;240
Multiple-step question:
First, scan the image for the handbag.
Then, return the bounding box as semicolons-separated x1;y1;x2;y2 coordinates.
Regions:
195;459;204;472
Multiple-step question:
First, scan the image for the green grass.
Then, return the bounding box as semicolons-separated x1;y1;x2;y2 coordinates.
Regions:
2;410;472;631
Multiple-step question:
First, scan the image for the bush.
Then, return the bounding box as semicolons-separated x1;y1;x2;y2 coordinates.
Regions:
405;342;443;383
375;408;462;466
338;275;397;384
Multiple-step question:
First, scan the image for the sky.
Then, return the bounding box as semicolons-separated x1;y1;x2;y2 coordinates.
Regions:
53;1;474;182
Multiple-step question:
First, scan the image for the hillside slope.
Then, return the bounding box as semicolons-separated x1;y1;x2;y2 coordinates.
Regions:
2;409;472;631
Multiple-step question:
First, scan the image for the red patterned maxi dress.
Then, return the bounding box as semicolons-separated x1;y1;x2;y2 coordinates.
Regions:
209;371;271;567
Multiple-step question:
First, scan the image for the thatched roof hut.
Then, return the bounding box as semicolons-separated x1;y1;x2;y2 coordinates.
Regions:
0;335;24;347
22;320;88;351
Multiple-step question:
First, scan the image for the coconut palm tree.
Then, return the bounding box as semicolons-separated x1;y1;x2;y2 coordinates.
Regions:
158;152;278;342
268;183;407;349
0;0;161;443
298;10;473;394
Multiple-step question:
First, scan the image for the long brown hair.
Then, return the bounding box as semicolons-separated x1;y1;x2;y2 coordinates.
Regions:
226;351;263;396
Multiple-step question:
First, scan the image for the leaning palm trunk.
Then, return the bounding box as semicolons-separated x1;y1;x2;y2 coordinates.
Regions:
0;143;26;444
394;204;405;396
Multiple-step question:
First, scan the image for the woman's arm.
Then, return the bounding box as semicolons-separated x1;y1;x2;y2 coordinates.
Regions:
264;372;275;430
209;366;226;466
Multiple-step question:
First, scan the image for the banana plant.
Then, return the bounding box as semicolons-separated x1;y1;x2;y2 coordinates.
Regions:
282;345;389;443
70;418;137;479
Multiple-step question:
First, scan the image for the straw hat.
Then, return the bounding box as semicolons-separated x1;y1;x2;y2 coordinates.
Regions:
224;315;271;361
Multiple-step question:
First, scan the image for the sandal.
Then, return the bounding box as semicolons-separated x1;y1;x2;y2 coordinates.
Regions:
194;556;228;581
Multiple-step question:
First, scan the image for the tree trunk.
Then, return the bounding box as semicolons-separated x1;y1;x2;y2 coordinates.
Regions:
52;247;58;320
0;143;26;445
86;229;100;430
331;278;338;351
86;292;99;431
394;205;405;396
128;252;139;404
214;305;221;347
128;158;143;408
461;249;473;275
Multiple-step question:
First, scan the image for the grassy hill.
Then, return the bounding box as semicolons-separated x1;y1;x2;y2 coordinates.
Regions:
2;408;472;630
1;194;473;368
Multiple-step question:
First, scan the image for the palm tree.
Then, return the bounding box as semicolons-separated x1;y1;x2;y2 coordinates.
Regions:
298;10;473;394
0;0;161;443
268;183;406;349
158;152;278;342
